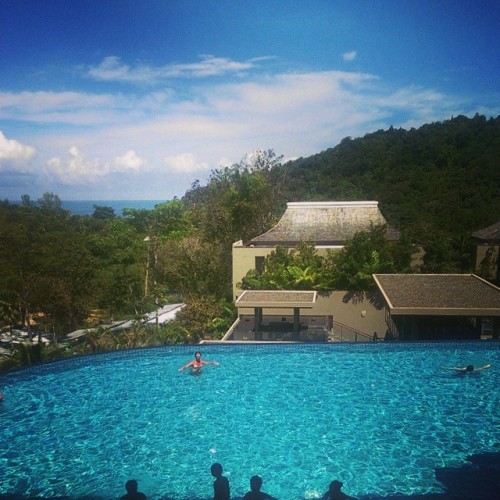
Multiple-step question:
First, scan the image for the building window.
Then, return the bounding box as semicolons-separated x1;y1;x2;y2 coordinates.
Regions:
255;256;265;273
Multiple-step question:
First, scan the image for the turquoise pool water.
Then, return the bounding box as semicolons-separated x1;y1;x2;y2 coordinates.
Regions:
0;342;498;499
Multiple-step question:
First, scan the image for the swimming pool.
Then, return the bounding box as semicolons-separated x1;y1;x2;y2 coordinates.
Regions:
0;342;498;499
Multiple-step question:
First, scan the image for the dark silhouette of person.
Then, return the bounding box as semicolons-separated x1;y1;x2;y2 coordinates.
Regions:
443;364;491;373
243;475;276;499
322;479;354;499
211;462;230;500
121;479;147;500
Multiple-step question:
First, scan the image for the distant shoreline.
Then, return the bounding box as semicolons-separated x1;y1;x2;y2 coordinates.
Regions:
7;199;166;216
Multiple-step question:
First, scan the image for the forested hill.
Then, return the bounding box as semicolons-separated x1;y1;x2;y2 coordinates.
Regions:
278;114;500;241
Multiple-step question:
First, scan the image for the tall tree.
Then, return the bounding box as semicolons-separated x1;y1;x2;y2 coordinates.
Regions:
322;225;413;291
183;149;285;298
92;205;116;220
87;218;145;316
37;192;63;210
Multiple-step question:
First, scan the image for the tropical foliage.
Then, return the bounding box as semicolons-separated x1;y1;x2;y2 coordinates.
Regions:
240;226;414;292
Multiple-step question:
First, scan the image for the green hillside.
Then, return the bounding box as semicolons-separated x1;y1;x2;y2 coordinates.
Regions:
278;114;500;241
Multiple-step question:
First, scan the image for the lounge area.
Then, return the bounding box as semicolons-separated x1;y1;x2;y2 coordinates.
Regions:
229;314;330;342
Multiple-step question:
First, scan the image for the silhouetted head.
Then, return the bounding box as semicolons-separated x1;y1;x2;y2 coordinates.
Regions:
250;475;263;492
211;462;223;477
466;365;474;372
329;480;343;492
125;480;138;494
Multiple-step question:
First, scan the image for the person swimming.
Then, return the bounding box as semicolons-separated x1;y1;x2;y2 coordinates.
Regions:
443;364;491;373
178;351;220;373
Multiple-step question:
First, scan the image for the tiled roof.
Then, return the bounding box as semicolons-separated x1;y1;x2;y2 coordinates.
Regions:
471;221;500;242
247;201;398;246
236;290;317;308
373;274;500;315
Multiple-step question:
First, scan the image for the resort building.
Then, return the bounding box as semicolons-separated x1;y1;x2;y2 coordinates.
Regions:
230;201;397;341
227;201;500;342
373;274;500;340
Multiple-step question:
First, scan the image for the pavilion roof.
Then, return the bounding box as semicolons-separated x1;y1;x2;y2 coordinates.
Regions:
235;290;317;308
373;274;500;316
246;201;398;247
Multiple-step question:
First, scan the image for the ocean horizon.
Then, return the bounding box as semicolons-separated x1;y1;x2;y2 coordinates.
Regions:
7;199;166;216
62;199;166;216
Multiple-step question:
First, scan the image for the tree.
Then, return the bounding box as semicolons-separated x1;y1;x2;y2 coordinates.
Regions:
152;199;193;241
240;242;325;290
322;225;413;292
122;200;195;304
0;201;98;336
26;224;97;335
174;297;236;342
37;192;62;210
0;204;43;331
476;245;498;281
158;237;229;298
182;149;286;298
240;229;413;293
419;233;463;273
87;218;145;316
92;205;116;220
21;194;34;207
184;150;286;244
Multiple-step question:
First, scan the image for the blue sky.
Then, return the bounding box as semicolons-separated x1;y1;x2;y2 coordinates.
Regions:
1;0;499;201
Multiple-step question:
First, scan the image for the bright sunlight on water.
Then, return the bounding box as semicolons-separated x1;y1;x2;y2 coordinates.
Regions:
1;342;499;499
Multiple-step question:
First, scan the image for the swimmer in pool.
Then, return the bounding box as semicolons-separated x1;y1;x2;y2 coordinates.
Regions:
178;351;220;372
443;364;491;372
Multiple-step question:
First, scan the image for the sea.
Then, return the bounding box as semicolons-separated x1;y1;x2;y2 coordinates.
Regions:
61;199;166;216
7;199;166;216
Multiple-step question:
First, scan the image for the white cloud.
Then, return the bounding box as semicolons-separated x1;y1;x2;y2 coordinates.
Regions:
163;153;209;173
0;91;111;113
46;147;102;184
0;90;173;126
86;55;263;84
115;150;145;171
342;51;357;62
0;131;36;170
45;147;147;184
208;71;378;116
0;70;454;145
1;64;475;198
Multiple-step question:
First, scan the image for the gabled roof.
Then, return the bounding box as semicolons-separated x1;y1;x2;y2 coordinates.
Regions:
373;274;500;316
471;221;500;242
246;201;398;247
